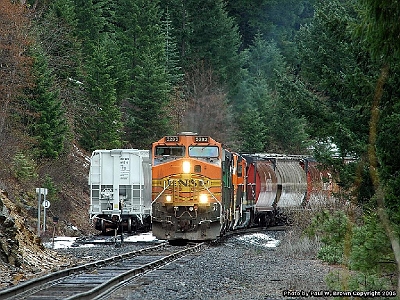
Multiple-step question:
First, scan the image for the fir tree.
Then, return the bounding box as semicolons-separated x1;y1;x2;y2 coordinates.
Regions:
160;0;241;87
78;35;122;151
28;46;67;158
115;0;171;148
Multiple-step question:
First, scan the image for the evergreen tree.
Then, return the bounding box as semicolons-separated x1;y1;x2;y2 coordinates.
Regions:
115;0;171;148
34;0;86;143
226;0;315;60
78;35;122;151
236;106;266;153
296;0;377;157
72;0;126;150
161;10;185;133
124;53;170;148
357;0;400;292
27;46;68;158
160;0;241;87
74;0;105;46
233;35;308;153
162;11;183;88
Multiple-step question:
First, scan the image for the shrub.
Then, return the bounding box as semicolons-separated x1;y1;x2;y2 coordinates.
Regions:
326;271;393;299
317;245;343;264
305;209;349;264
43;174;59;203
12;152;38;182
350;213;396;275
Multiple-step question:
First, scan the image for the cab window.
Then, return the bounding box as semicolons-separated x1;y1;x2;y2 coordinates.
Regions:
188;146;219;158
155;146;185;156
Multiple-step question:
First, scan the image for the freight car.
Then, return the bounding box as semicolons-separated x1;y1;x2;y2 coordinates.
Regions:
151;132;334;242
89;149;152;234
243;153;333;227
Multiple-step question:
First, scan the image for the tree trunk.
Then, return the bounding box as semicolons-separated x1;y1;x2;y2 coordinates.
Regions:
368;63;400;295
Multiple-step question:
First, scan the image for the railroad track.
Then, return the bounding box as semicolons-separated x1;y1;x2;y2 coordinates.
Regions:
0;242;205;300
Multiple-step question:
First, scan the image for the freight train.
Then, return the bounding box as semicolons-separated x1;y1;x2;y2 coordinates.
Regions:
89;149;152;234
151;132;334;242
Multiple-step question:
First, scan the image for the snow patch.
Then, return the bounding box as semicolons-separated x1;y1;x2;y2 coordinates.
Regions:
236;232;280;248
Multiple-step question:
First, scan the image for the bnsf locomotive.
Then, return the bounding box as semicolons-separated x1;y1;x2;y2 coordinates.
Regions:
151;132;334;242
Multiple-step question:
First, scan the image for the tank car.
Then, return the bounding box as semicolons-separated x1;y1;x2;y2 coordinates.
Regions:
244;154;335;226
89;149;152;234
151;132;247;242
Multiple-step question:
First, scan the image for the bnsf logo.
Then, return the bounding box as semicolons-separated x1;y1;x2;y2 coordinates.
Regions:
165;179;208;187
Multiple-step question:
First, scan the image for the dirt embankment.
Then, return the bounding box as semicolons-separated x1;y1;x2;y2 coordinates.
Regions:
0;190;81;289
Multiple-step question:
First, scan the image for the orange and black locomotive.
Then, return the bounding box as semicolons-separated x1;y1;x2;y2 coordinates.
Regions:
151;132;246;241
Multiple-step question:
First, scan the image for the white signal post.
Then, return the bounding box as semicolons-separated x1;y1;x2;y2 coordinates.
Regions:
36;188;48;236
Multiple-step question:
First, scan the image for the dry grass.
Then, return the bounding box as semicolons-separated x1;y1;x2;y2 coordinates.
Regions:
280;230;322;259
279;198;363;260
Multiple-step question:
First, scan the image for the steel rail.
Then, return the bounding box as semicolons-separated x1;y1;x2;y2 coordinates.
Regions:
0;243;167;300
65;242;205;300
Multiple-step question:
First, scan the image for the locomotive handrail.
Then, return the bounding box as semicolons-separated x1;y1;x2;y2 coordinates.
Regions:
201;181;221;205
151;183;171;205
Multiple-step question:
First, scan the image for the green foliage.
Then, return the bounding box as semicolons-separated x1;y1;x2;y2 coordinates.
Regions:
162;11;183;88
306;210;349;264
12;152;38;182
236;107;267;152
377;94;400;225
317;245;343;265
78;35;122;151
233;35;308;153
226;0;315;52
326;271;393;297
357;0;400;62
296;0;376;155
43;174;59;203
115;0;172;148
28;46;68;158
124;53;171;148
308;210;397;292
350;213;395;275
159;0;241;87
246;34;286;88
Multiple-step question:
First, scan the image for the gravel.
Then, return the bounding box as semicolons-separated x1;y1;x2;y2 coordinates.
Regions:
2;230;334;299
79;231;334;300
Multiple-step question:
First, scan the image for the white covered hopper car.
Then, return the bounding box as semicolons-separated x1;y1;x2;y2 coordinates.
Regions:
89;149;152;234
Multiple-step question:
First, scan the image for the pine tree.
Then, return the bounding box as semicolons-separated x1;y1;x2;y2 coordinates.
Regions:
115;0;171;148
296;0;381;156
160;0;241;87
162;11;183;88
236;106;266;153
78;35;122;151
233;35;308;153
27;46;68;158
33;0;86;144
161;10;184;133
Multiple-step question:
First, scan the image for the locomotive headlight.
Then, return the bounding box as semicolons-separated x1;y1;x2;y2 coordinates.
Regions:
165;195;172;202
183;161;191;173
199;193;209;204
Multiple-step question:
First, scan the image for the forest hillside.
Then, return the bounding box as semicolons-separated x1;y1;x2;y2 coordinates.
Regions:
0;0;399;294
